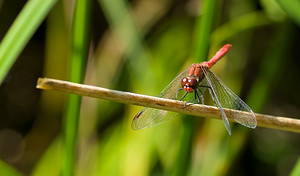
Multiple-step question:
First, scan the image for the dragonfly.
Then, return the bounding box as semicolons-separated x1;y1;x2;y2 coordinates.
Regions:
132;44;257;135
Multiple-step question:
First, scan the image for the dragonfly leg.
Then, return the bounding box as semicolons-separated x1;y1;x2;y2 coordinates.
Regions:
194;90;201;103
186;90;200;104
180;91;188;101
176;88;184;99
196;89;204;104
183;101;187;108
199;85;211;89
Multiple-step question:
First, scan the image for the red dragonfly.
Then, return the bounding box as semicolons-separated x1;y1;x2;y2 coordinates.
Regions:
132;44;257;135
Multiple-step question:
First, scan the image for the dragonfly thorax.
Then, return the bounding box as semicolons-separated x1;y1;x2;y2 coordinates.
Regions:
181;76;199;93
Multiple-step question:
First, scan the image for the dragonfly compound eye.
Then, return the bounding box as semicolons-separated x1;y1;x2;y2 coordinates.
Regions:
181;77;198;93
181;77;188;86
188;78;199;89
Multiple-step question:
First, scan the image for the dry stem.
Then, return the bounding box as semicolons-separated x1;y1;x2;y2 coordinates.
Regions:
36;77;300;133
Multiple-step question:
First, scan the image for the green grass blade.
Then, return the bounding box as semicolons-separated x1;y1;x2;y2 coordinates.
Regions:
171;119;195;176
62;0;91;176
172;0;220;175
276;0;300;26
193;0;219;61
0;0;57;84
0;159;23;176
290;157;300;176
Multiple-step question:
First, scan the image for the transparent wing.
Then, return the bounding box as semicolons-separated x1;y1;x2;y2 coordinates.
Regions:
132;69;189;130
201;66;257;135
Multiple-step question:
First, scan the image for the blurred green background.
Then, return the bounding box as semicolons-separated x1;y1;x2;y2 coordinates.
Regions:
0;0;300;175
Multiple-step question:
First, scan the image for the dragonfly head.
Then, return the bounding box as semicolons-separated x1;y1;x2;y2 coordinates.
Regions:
181;77;199;93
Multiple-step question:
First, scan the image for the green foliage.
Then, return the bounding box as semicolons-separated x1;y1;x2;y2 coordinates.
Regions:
63;0;91;176
0;0;57;84
0;0;300;176
277;0;300;26
290;157;300;176
0;159;23;176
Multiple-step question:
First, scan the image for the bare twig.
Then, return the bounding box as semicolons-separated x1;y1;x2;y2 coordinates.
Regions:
36;77;300;133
